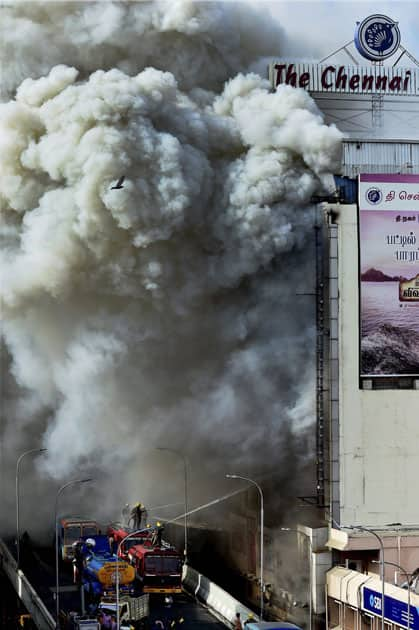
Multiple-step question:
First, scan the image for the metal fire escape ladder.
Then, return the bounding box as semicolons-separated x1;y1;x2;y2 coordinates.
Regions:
297;206;329;508
315;213;326;508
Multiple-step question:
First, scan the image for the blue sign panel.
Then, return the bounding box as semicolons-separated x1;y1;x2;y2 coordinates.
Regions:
363;586;419;630
354;14;401;61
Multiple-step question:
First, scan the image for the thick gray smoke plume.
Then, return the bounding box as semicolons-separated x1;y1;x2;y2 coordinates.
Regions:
0;1;342;533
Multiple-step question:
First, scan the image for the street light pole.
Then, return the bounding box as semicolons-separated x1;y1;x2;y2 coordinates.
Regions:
226;474;264;621
372;560;411;630
348;526;385;630
157;447;189;563
54;478;93;629
16;448;47;569
280;528;312;630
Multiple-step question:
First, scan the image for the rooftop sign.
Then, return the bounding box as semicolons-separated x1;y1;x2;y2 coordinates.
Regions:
354;15;401;61
269;62;419;96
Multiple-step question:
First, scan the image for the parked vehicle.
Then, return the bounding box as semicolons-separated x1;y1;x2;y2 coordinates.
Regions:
98;593;150;628
79;535;136;598
58;517;99;562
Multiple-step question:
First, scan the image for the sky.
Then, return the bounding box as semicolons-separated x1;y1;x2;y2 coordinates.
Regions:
1;0;419;62
264;0;419;62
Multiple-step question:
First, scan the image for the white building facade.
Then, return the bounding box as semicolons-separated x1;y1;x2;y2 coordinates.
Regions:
270;17;419;628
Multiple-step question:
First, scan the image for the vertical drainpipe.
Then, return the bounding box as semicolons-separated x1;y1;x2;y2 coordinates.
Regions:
397;534;401;575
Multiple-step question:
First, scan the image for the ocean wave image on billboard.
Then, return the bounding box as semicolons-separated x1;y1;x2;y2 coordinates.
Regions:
359;174;419;377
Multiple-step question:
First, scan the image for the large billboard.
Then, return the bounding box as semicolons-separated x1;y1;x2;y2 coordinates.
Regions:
358;174;419;377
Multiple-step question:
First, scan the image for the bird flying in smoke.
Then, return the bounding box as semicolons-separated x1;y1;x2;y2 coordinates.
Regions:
111;176;125;190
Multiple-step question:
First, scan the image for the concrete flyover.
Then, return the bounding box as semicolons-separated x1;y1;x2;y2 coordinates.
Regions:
1;536;255;629
0;538;56;629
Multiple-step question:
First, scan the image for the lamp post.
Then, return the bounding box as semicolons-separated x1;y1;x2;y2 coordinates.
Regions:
16;448;47;569
115;526;152;629
54;478;93;628
156;447;189;563
280;528;312;630
372;560;411;630
226;474;264;620
347;526;385;630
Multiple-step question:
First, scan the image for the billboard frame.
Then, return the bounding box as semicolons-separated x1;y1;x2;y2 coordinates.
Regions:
357;173;419;382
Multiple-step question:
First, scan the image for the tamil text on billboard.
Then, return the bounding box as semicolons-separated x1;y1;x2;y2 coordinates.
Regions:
359;174;419;377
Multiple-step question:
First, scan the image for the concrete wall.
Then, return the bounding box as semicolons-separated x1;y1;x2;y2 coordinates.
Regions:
336;203;419;527
312;92;419;142
344;531;419;581
182;564;256;628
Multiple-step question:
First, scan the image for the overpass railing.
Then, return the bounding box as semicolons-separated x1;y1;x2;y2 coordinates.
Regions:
0;538;56;630
182;564;258;628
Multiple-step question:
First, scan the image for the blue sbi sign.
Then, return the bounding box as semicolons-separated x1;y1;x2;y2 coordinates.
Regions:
363;587;419;630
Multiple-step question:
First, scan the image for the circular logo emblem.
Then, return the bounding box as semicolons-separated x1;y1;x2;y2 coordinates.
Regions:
355;14;401;61
365;187;382;205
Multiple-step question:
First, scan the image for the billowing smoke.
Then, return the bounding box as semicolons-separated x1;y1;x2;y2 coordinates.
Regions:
0;1;342;538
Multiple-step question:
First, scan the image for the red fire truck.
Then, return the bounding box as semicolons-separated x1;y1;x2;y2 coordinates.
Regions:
107;523;183;595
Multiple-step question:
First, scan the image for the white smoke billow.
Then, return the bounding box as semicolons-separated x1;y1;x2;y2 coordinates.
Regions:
0;1;342;531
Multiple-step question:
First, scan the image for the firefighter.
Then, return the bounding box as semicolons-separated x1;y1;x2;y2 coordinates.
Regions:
163;595;173;609
99;608;112;629
244;612;255;626
18;615;32;628
151;523;164;547
72;540;84;584
130;502;148;529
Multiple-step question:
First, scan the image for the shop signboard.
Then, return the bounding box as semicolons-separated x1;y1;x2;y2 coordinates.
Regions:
363;586;419;630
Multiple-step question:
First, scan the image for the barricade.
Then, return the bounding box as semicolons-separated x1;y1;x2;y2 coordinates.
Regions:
182;564;258;628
